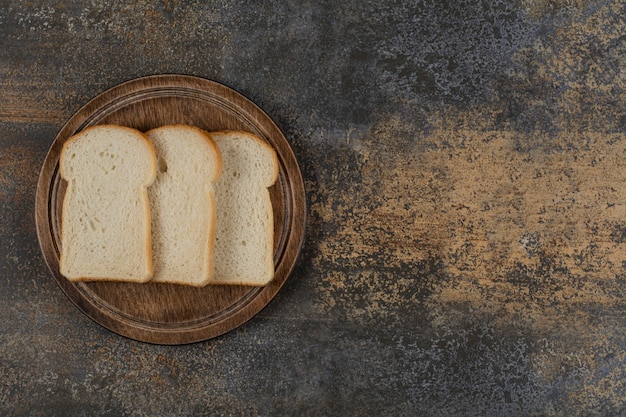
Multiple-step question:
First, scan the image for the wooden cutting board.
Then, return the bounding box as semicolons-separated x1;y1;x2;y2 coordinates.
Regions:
35;75;306;345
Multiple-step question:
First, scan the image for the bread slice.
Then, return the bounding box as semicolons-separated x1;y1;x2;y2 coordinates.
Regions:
146;125;222;286
59;125;157;282
210;131;278;286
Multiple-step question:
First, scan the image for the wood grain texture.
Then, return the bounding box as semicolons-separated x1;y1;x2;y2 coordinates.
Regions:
35;75;306;344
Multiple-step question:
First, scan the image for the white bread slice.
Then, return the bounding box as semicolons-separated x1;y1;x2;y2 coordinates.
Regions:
59;125;157;282
146;125;222;286
210;131;278;286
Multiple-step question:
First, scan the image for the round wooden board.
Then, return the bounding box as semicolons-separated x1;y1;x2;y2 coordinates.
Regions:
35;75;306;345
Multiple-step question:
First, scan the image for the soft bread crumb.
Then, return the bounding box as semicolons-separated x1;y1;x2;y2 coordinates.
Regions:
59;125;156;282
146;125;222;286
210;131;278;286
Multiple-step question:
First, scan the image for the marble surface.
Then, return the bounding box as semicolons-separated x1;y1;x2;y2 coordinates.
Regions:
1;0;626;415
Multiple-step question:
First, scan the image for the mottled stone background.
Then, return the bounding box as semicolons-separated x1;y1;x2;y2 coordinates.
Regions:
1;0;626;416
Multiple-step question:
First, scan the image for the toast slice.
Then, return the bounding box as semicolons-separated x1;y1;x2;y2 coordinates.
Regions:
146;125;222;286
210;131;278;286
59;125;157;282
